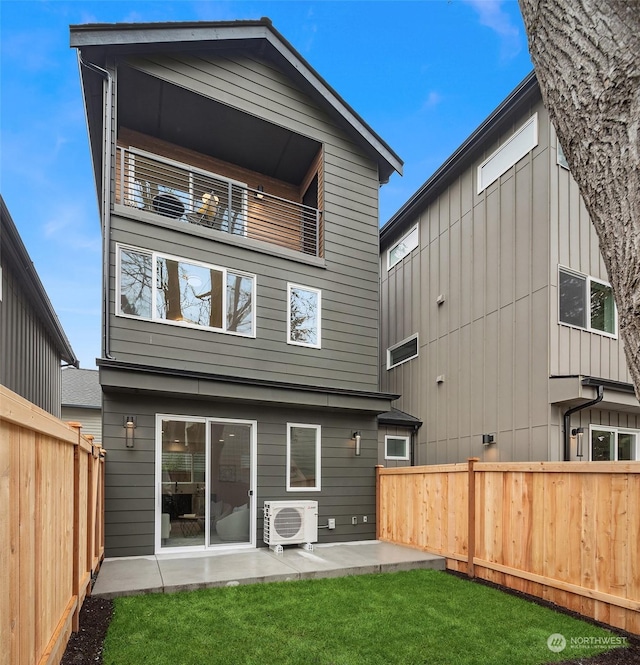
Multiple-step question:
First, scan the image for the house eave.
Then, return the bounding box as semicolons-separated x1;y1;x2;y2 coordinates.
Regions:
98;359;399;413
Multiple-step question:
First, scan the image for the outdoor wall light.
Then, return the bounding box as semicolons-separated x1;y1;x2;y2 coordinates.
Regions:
482;433;495;446
255;185;264;199
353;431;362;456
571;427;585;457
124;416;136;448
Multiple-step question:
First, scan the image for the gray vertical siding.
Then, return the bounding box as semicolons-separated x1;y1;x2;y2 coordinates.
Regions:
0;257;63;417
380;97;637;464
103;391;378;557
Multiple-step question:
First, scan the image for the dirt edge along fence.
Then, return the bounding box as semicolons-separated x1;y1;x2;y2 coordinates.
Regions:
377;459;640;635
1;385;106;665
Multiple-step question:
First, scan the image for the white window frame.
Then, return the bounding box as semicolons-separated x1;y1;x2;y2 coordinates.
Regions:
116;243;256;338
387;333;419;370
286;423;321;492
477;114;538;193
387;224;419;271
384;435;410;461
287;283;322;349
558;266;617;338
588;425;640;461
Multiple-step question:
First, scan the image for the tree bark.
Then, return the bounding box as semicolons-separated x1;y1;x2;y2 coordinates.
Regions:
518;0;640;398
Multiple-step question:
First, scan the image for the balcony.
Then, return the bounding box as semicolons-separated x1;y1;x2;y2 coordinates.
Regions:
116;146;322;258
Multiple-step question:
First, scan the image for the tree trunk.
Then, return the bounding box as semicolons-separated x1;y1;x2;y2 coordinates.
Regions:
518;0;640;398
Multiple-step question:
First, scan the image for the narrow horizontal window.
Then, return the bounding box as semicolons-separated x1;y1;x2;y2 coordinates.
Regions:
117;244;255;337
387;334;418;369
385;435;410;460
387;225;419;270
478;114;538;193
287;284;321;348
287;423;321;491
558;267;616;337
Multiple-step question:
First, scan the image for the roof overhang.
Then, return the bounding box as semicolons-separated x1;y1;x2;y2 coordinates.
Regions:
69;19;402;188
549;376;640;414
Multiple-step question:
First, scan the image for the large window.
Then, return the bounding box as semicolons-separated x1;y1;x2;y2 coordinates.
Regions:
387;334;418;369
559;267;616;336
118;245;255;336
287;424;321;491
287;284;321;348
387;225;419;270
590;426;639;461
477;114;538;193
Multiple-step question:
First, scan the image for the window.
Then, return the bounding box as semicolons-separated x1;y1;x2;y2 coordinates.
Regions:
557;142;569;170
387;334;418;369
558;267;616;336
117;245;255;336
387;225;419;270
287;424;321;491
477;114;538;193
287;284;321;348
590;426;639;461
385;435;410;460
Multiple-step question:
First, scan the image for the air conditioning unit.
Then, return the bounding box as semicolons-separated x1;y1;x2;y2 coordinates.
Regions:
263;500;318;553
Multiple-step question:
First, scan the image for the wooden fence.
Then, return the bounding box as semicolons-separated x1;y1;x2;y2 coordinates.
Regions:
0;386;105;665
377;460;640;635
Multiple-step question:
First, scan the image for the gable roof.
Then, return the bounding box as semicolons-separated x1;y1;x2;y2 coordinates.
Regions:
62;367;101;408
380;71;539;247
0;196;78;366
69;18;402;185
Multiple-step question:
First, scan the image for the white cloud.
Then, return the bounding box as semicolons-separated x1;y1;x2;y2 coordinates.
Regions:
463;0;522;60
422;91;443;111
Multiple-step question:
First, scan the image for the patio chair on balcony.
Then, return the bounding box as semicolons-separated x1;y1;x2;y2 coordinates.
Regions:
187;192;221;229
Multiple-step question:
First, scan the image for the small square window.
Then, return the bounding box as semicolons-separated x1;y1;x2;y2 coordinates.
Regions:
558;267;616;337
385;436;410;460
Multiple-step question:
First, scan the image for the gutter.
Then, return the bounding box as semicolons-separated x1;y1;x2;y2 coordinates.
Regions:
78;53;114;360
562;385;604;461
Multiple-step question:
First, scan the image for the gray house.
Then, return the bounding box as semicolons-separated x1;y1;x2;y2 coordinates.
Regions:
71;19;401;557
380;72;640;466
62;367;102;443
0;196;78;416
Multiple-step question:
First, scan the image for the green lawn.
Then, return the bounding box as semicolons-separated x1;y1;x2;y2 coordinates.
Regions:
104;569;620;665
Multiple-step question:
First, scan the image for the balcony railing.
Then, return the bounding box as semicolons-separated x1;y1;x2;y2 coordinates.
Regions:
116;147;322;257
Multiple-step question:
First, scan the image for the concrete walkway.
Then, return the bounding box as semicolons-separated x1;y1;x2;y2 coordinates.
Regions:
92;541;445;598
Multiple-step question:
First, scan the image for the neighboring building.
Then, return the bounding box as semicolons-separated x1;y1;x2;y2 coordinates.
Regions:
62;366;102;443
380;72;640;466
71;19;402;557
0;196;78;416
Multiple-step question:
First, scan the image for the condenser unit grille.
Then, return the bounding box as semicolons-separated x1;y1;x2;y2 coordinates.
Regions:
274;507;303;538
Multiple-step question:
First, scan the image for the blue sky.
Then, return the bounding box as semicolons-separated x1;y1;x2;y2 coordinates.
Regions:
1;0;533;368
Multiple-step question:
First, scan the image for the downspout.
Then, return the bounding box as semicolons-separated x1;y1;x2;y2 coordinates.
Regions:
78;53;115;360
410;423;419;466
562;385;604;461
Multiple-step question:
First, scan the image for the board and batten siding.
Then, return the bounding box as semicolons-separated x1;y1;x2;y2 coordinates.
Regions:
103;391;378;557
381;97;553;464
108;51;381;392
0;257;63;417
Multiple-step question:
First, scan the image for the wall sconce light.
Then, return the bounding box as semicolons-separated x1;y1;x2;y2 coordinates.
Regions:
255;185;264;199
571;427;585;457
352;431;362;456
124;416;136;448
482;433;495;446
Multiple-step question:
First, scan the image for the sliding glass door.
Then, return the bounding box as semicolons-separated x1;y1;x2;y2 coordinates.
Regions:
157;416;255;552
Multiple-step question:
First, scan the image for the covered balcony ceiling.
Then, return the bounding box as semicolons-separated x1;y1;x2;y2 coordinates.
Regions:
117;66;320;186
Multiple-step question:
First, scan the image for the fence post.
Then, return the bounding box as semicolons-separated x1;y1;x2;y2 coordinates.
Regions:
467;457;480;579
67;422;82;632
375;465;384;540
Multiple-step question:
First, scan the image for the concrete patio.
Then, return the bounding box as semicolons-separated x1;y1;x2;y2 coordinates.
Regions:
92;541;445;598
